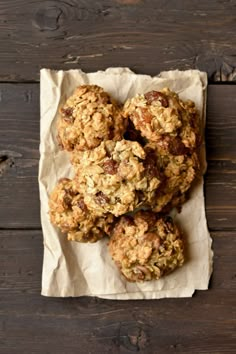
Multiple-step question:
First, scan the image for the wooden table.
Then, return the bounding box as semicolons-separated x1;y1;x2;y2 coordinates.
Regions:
0;1;236;353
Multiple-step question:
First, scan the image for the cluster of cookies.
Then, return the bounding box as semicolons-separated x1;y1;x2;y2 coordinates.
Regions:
49;84;200;282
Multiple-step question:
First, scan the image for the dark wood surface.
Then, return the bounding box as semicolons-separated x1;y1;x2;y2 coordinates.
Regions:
1;0;236;82
0;1;236;353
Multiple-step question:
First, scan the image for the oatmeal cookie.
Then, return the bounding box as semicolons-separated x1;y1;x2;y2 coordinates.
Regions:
109;211;185;282
57;85;126;151
49;178;114;242
144;144;200;212
72;140;162;217
123;88;200;154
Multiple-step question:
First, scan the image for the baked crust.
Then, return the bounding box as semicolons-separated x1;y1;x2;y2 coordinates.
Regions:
72;140;161;216
109;211;185;282
49;178;114;242
123;88;200;154
57;85;127;151
144;144;200;212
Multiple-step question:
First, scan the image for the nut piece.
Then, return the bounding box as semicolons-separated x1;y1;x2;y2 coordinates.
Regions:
57;85;127;151
123;88;200;153
48;178;114;242
72;139;162;216
109;211;185;282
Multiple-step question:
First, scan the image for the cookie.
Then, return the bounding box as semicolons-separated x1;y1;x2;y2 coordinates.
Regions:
57;85;126;151
109;211;185;282
144;144;200;212
72;140;161;216
123;88;200;154
48;178;114;242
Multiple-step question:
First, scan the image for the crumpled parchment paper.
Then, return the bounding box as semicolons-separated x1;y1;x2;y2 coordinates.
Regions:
39;68;213;299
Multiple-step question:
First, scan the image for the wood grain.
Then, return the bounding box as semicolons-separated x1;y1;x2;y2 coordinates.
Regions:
0;229;235;354
1;2;235;353
0;84;236;230
0;84;40;228
207;86;236;160
0;0;236;81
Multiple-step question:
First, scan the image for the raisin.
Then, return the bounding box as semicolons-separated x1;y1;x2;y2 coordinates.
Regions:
145;161;160;179
189;112;197;128
77;199;88;212
107;127;114;140
63;195;72;208
157;136;188;156
95;191;110;205
103;159;118;175
123;215;134;226
61;107;74;122
169;137;188;155
144;149;160;179
139;212;156;227
66;188;77;198
144;91;169;107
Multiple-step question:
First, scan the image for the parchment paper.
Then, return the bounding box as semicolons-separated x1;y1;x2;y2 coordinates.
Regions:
39;68;213;299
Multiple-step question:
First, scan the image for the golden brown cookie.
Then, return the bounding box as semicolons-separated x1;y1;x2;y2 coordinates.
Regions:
123;88;200;154
57;85;126;151
48;178;114;242
109;211;185;282
144;144;200;212
72;140;161;217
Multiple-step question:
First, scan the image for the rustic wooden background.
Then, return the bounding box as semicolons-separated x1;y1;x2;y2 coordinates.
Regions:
0;1;236;353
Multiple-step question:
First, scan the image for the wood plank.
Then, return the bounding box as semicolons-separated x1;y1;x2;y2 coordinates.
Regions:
0;84;236;230
0;0;236;81
205;160;236;230
0;230;235;354
207;86;236;160
0;84;40;228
